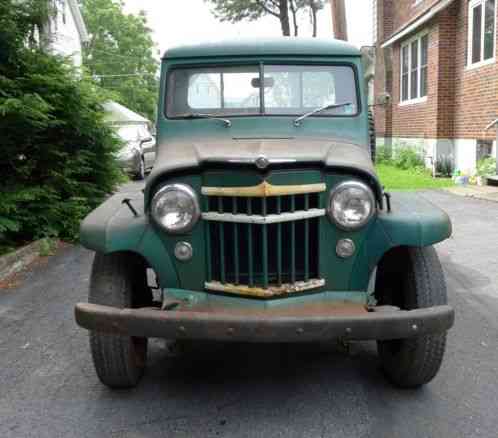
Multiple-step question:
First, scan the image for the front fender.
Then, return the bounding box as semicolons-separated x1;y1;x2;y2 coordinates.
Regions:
79;190;179;288
350;191;452;290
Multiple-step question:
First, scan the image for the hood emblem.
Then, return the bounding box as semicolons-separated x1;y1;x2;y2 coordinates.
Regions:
255;155;270;170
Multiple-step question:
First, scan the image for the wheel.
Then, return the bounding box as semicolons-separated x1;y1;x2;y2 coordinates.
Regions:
134;157;145;180
375;246;448;388
368;109;376;163
88;252;152;388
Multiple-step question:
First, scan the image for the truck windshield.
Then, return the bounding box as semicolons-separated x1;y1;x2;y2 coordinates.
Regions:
166;64;358;118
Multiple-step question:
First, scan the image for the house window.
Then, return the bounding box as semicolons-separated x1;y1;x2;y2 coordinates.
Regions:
477;139;493;160
400;32;429;103
468;0;496;66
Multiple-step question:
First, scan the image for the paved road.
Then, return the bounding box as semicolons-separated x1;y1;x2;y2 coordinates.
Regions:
1;190;497;438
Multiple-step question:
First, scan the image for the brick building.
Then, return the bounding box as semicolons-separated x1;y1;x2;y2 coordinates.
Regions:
374;0;498;173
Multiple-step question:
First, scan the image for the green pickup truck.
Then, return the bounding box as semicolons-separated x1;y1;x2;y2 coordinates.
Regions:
75;38;454;389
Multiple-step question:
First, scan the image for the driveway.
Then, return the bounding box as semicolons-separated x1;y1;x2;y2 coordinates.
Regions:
0;189;497;438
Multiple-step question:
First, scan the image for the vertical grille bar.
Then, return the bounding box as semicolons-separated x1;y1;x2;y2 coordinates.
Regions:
247;198;254;287
205;221;212;282
262;198;268;288
290;195;296;283
232;198;239;284
276;196;282;286
217;197;226;283
304;193;310;282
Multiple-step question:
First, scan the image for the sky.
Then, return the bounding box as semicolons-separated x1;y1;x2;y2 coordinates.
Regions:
122;0;375;58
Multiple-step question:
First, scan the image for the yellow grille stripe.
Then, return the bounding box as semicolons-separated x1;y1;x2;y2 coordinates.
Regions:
201;181;326;197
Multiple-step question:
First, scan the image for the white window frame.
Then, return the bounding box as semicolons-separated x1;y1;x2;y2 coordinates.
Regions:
467;0;497;70
399;30;429;106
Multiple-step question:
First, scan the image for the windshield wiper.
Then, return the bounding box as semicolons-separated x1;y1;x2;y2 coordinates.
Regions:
182;112;232;128
293;102;353;127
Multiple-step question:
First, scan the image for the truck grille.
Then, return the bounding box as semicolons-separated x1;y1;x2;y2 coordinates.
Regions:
202;183;326;297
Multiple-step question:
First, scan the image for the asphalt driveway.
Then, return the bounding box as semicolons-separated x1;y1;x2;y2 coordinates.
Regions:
1;189;497;438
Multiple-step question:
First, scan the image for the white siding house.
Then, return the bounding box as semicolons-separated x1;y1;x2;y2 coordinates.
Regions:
45;0;89;67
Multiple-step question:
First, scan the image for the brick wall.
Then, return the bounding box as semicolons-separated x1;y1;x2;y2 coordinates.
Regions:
452;0;498;140
376;0;498;142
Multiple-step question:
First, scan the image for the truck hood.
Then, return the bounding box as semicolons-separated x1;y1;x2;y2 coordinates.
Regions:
146;137;382;201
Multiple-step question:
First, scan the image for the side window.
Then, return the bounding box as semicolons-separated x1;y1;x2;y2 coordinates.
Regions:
400;32;429;103
468;0;496;66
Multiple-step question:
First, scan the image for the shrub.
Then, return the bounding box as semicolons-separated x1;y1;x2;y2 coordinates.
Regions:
435;155;454;177
376;145;392;164
476;157;497;177
0;1;124;248
392;147;425;170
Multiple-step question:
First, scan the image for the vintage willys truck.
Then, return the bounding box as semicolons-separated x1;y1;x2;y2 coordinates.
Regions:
75;38;454;389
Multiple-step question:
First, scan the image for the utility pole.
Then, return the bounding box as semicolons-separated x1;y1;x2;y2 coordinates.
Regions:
330;0;348;41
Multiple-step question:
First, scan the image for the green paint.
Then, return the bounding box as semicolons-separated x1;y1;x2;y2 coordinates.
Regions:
79;42;452;308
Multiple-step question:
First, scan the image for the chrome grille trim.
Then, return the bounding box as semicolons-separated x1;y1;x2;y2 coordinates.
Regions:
202;208;325;224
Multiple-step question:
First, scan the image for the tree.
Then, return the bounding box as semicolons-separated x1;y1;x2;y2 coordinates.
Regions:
206;0;326;37
80;0;159;121
0;0;123;250
303;0;325;37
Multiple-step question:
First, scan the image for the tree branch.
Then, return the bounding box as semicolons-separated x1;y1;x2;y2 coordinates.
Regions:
255;0;280;18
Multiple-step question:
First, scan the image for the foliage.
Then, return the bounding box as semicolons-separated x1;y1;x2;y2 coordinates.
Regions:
392;147;425;170
376;164;453;191
375;145;392;164
435;155;454;177
0;0;124;249
205;0;325;37
375;145;426;173
80;0;159;121
476;157;497;177
38;237;58;256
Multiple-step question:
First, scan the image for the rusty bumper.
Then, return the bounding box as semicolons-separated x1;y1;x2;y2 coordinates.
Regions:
75;303;454;343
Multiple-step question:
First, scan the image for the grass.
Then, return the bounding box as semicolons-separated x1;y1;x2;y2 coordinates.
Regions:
376;163;453;191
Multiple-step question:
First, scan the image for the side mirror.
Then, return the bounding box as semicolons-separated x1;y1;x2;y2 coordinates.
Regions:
140;136;153;144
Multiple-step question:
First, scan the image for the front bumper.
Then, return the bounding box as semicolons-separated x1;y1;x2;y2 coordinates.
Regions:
75;302;454;343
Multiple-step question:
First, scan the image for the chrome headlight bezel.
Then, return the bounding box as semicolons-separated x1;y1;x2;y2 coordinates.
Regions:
327;180;376;230
150;183;200;234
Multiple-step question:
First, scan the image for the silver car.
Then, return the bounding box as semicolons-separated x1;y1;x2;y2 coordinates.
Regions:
115;125;156;180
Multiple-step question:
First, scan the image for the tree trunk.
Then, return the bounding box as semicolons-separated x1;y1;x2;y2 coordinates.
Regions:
289;0;299;36
311;5;317;37
279;0;291;36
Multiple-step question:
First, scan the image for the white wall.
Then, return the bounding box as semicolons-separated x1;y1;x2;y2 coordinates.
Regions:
48;1;84;67
376;137;481;174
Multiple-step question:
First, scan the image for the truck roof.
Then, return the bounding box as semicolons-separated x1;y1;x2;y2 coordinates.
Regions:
162;37;361;60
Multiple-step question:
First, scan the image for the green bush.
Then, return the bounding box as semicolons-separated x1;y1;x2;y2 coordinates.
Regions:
476;157;496;177
392;148;425;170
435;155;454;177
0;0;124;248
376;145;392;164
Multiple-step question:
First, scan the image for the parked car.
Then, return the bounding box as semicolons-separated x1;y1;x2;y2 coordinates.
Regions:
115;125;156;180
76;38;455;389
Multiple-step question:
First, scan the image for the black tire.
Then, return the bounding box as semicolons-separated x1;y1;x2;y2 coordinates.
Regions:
135;157;145;181
368;109;376;163
88;252;152;389
376;246;448;388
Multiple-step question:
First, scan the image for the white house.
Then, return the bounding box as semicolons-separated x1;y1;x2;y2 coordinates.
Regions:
44;0;89;67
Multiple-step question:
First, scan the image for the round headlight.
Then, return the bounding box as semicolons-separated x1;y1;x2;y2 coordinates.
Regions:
150;184;200;234
328;181;376;230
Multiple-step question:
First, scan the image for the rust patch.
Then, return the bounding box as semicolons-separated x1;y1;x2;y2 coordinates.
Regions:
177;300;368;317
201;181;326;198
204;279;325;298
